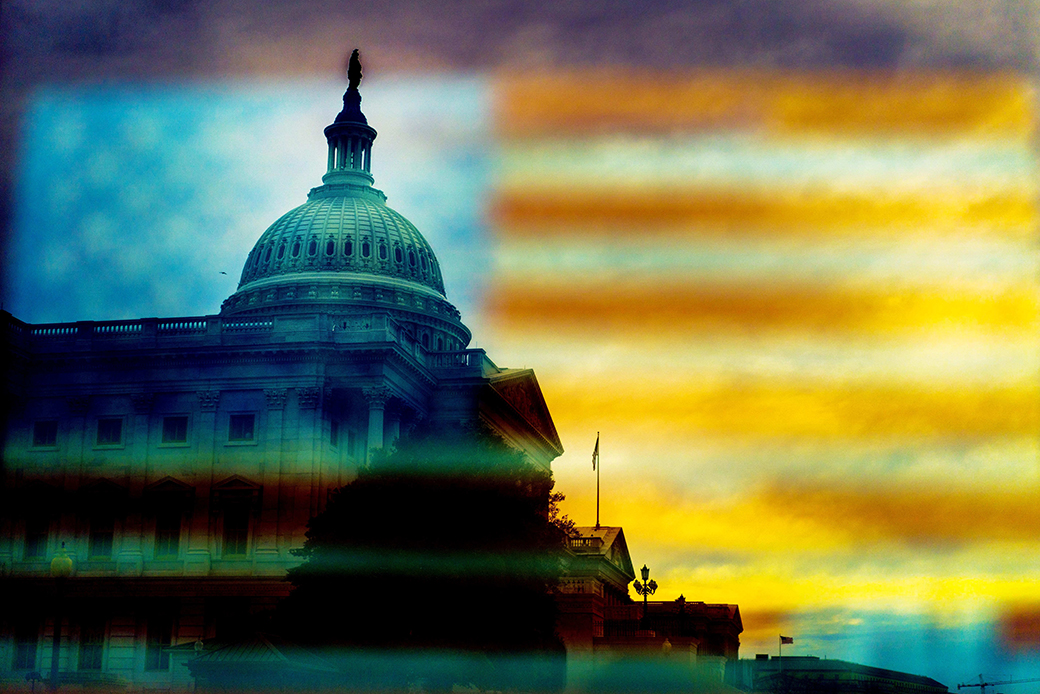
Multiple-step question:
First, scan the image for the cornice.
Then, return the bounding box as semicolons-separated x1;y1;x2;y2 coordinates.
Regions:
21;339;444;391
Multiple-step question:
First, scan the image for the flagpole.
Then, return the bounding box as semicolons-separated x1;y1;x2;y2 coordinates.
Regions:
595;432;600;529
779;635;783;676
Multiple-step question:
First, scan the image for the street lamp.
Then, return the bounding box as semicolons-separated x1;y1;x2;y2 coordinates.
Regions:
632;564;657;624
49;542;73;692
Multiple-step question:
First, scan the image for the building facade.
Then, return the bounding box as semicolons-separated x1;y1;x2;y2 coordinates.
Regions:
0;61;562;691
735;656;949;694
557;525;743;690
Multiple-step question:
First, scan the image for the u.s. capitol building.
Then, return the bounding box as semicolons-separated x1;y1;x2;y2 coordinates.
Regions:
0;56;562;691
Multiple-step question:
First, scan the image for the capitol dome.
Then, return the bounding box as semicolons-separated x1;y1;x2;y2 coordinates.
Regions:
221;54;471;351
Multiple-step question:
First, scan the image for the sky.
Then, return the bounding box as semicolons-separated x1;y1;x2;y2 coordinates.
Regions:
3;0;1039;689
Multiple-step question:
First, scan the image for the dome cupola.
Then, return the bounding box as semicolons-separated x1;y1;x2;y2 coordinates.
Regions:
221;50;471;352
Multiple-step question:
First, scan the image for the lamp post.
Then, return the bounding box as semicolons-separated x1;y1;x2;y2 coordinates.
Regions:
49;542;73;692
632;564;657;625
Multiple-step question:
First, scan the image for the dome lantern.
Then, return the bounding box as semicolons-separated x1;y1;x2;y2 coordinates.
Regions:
322;49;377;187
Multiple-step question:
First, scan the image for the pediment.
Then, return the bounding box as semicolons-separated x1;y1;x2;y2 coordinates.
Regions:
211;475;263;512
145;476;194;494
487;370;563;453
610;527;636;579
568;526;636;584
144;476;195;507
213;475;262;491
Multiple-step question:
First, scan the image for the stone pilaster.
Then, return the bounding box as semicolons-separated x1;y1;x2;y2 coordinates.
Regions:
257;389;287;569
118;392;152;576
186;390;219;576
64;396;90;555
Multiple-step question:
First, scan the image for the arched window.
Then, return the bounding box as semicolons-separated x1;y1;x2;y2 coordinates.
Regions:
394;247;403;264
408;250;417;267
378;244;388;261
344;239;353;256
277;244;286;260
263;246;273;263
326;240;336;256
421;333;430;348
291;241;301;258
307;239;318;256
361;241;371;258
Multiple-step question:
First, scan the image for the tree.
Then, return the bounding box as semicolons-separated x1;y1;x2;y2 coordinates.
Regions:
274;423;574;691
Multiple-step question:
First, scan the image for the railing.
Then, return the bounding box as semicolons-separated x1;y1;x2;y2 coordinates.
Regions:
426;349;497;375
569;536;604;550
222;320;273;332
31;324;77;337
93;321;142;334
2;311;491;379
158;319;207;333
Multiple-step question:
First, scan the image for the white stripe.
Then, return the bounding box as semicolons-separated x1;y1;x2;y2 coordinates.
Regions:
497;135;1036;194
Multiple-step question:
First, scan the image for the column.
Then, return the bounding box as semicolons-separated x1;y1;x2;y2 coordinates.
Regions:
385;407;401;449
362;387;390;459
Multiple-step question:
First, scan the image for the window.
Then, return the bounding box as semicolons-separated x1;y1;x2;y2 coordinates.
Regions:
361;240;371;258
330;420;339;447
291;240;301;257
161;416;188;444
24;515;49;559
89;515;114;558
344;239;353;256
96;418;122;445
326;239;335;256
14;621;38;670
277;243;286;260
223;506;249;556
378;243;388;260
154;508;180;559
145;614;172;671
394;247;403;264
79;619;105;671
307;239;318;256
228;414;255;442
33;420;58;447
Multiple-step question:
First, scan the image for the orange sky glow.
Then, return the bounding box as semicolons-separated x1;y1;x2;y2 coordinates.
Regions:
482;69;1040;662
